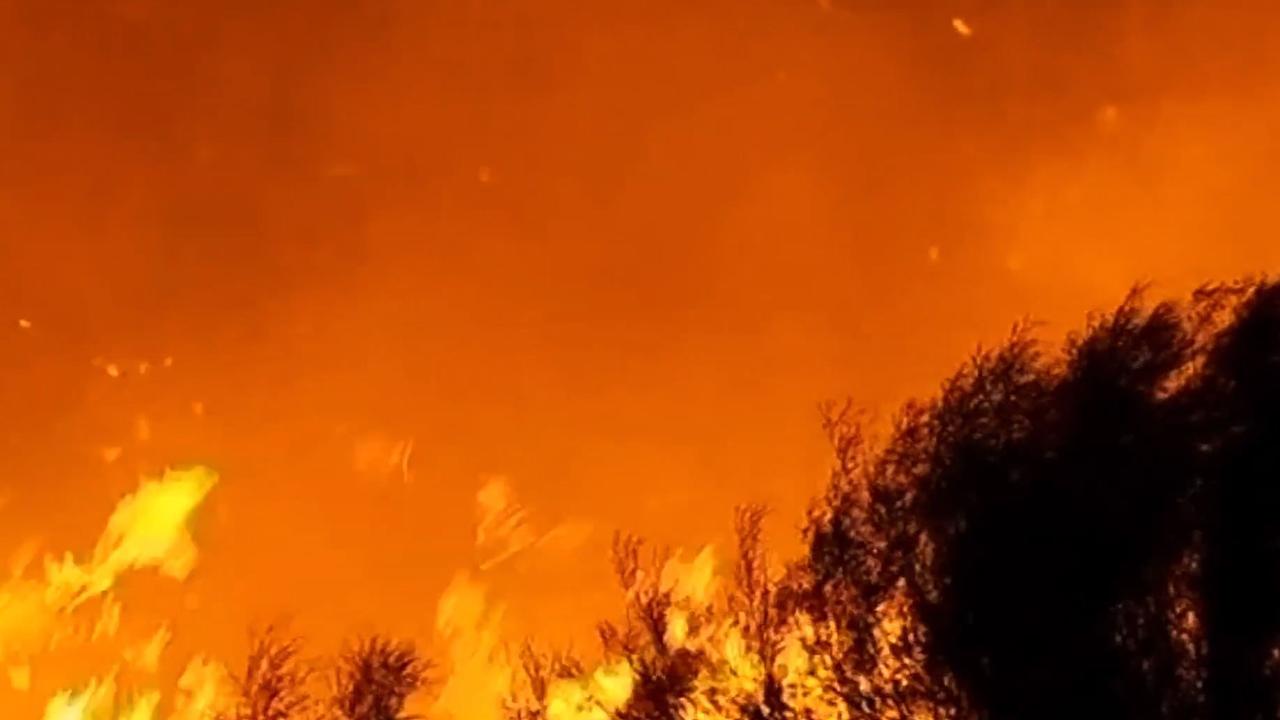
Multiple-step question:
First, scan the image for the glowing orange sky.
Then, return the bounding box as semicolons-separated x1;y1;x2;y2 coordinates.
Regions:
2;0;1280;711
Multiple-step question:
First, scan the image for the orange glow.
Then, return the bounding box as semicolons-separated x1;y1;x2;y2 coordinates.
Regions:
3;0;1280;715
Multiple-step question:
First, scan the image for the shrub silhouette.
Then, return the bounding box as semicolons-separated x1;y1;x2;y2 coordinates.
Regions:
330;635;431;720
222;626;315;720
805;278;1280;720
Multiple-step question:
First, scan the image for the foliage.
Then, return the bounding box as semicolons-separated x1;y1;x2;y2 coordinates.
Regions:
221;626;316;720
330;636;431;720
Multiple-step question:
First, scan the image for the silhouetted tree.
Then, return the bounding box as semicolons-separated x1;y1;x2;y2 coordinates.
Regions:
598;533;704;720
801;400;960;719
727;504;789;720
504;641;586;720
330;635;430;720
223;626;315;720
806;278;1280;720
1190;280;1280;720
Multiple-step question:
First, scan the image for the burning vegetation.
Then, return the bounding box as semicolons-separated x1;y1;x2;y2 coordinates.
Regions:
7;276;1280;719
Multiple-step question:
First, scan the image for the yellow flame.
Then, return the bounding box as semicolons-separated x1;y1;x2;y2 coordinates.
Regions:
92;595;122;641
43;672;117;720
475;476;538;570
170;656;235;720
545;660;634;720
43;670;161;720
0;467;217;716
76;466;218;602
124;625;171;674
432;572;512;720
660;545;717;606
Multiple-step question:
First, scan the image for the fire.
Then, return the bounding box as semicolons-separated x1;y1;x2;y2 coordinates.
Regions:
45;465;217;608
0;459;924;719
659;546;717;608
169;656;234;720
431;478;640;720
123;626;171;675
431;572;512;720
0;467;217;718
40;670;161;720
544;660;633;720
475;477;538;571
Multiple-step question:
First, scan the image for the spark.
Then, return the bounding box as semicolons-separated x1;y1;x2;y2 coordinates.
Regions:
401;437;414;484
191;401;205;417
104;364;121;379
101;446;124;464
17;318;32;330
927;245;941;263
477;166;493;183
952;17;973;37
134;416;151;443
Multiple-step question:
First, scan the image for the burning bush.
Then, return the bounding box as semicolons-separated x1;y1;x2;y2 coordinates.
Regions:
16;277;1280;720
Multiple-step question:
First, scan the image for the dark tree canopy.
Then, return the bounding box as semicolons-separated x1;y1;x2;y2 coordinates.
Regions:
330;635;431;720
222;626;315;720
805;278;1280;720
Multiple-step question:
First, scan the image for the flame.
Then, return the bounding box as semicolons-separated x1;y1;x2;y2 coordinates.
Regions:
475;476;538;570
432;572;512;720
91;595;122;641
1;459;926;720
660;545;717;607
351;431;415;483
545;660;634;720
42;673;116;720
41;670;160;720
169;656;235;720
0;467;217;717
42;466;218;608
124;625;171;674
473;476;590;571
